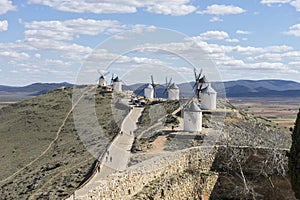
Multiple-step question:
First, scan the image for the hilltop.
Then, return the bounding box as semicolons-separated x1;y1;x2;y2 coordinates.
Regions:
0;85;127;199
0;84;297;199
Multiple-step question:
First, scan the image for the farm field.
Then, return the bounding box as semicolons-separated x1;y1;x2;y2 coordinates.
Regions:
230;97;300;129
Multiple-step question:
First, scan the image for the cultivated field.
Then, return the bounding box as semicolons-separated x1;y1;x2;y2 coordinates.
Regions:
230;97;300;128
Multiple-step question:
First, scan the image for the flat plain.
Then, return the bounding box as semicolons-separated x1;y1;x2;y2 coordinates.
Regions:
230;97;300;128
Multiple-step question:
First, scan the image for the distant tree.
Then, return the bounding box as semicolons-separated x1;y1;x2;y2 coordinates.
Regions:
289;109;300;199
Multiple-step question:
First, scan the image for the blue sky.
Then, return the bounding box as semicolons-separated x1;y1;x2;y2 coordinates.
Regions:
0;0;300;85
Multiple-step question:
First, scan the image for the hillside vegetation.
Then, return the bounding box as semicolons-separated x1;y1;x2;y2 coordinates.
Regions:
0;86;123;199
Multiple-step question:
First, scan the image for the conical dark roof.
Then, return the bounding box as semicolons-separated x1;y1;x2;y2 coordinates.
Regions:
184;100;201;112
201;84;216;94
169;83;179;89
146;83;153;89
113;76;120;82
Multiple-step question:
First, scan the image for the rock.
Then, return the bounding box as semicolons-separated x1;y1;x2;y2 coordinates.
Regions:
289;109;300;199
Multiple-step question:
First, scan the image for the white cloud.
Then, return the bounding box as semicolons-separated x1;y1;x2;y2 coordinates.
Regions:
209;16;223;22
0;51;30;60
248;50;300;62
197;4;246;15
246;62;289;71
24;18;128;41
285;23;300;36
225;38;239;43
0;0;16;15
25;29;73;41
34;53;41;59
191;31;229;41
28;0;196;16
247;53;283;61
260;0;300;12
288;61;300;66
0;20;8;31
290;0;300;11
146;2;196;16
44;59;71;67
265;45;293;52
236;30;251;35
261;0;291;4
23;38;92;56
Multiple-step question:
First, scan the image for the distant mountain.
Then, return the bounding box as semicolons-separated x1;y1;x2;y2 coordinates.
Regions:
128;79;300;98
0;82;73;96
1;80;300;100
222;80;300;97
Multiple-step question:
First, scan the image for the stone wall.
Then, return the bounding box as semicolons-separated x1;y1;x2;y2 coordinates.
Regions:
78;146;289;200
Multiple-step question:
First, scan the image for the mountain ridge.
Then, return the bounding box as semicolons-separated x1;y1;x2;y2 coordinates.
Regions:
1;79;300;99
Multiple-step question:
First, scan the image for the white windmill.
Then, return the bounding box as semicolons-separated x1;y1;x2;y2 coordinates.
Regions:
193;68;217;110
149;75;159;98
200;83;217;110
193;68;206;99
97;71;109;87
183;100;202;132
111;74;122;92
144;84;154;99
164;77;180;100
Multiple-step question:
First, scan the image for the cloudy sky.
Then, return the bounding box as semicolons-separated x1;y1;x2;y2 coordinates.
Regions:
0;0;300;85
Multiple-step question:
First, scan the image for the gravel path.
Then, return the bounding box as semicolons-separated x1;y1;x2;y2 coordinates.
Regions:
69;99;143;199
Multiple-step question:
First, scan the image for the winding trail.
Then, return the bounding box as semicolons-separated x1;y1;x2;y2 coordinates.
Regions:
69;96;143;200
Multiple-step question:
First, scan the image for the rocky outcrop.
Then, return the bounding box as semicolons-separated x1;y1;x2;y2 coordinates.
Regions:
289;109;300;199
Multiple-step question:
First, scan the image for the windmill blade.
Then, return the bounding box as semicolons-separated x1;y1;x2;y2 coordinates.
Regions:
163;86;168;95
153;86;157;98
103;71;110;76
194;68;198;81
110;73;114;85
199;68;203;76
135;84;146;96
197;72;202;81
164;77;172;95
194;68;203;80
192;82;197;90
168;77;172;87
163;77;168;95
97;69;103;76
151;75;155;87
165;77;168;87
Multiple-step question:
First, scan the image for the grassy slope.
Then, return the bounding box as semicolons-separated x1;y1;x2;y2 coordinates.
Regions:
0;86;123;199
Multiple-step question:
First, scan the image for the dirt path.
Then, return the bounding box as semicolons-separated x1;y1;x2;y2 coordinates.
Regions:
147;136;167;154
68;97;143;200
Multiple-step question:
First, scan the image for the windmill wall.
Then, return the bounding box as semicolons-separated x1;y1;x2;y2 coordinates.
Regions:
144;88;154;99
99;78;106;87
168;89;179;100
113;82;122;92
200;93;216;110
183;110;202;132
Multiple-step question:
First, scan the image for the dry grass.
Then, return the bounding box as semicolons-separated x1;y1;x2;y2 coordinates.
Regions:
0;86;126;199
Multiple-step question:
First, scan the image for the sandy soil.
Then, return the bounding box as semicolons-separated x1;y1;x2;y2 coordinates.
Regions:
147;135;167;154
